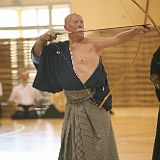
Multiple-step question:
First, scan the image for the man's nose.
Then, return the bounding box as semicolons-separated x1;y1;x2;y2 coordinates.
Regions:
77;22;83;28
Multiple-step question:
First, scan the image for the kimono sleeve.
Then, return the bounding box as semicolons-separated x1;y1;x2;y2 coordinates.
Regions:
32;43;63;93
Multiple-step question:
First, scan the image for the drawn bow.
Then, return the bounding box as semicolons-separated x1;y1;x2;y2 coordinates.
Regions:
99;0;160;108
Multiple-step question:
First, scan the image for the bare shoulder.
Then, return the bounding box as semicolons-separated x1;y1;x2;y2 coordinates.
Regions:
87;36;118;51
81;38;101;55
83;37;98;47
82;38;98;50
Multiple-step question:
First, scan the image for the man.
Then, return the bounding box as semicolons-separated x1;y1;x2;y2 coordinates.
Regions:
9;70;43;119
150;47;160;160
32;13;150;160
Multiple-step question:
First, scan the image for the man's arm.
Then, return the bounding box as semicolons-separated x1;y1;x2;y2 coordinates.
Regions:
33;31;57;57
8;89;24;111
91;26;150;51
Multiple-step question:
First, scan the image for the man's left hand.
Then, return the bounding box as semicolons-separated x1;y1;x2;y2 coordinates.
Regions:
134;25;150;36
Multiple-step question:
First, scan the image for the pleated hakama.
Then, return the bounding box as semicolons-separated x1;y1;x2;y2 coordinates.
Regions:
58;89;119;160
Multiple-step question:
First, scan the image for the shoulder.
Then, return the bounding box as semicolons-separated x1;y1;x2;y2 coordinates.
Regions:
84;37;92;43
47;40;69;48
42;41;69;55
57;40;69;49
12;84;21;92
27;84;39;90
86;37;101;48
84;38;101;54
83;38;97;47
27;84;36;90
27;84;39;93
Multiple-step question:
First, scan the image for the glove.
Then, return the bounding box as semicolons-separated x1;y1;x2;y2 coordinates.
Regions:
45;30;57;41
37;31;57;45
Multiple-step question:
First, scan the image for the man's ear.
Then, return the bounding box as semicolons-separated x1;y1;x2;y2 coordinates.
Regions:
64;25;67;30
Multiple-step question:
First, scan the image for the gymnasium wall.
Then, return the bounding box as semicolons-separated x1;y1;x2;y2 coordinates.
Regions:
0;0;159;27
0;0;159;117
71;0;160;28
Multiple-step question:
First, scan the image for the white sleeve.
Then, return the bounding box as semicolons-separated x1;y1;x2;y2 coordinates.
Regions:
9;88;17;103
31;52;41;64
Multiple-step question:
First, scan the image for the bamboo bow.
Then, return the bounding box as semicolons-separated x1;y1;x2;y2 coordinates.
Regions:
99;0;160;109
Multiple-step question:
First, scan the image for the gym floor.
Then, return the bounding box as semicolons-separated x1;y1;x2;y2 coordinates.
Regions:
0;106;158;160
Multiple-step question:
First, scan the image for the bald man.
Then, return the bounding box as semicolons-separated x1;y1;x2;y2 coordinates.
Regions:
32;13;150;160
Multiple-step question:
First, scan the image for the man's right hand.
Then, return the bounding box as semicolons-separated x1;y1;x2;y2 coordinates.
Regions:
39;31;57;43
33;31;57;56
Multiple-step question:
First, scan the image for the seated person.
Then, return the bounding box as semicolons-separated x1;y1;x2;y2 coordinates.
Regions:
42;104;65;118
8;70;43;119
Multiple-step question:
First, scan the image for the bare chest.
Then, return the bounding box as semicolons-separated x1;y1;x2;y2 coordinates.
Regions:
70;45;98;65
69;44;100;83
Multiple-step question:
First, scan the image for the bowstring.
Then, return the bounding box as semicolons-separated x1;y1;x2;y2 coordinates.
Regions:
119;0;135;25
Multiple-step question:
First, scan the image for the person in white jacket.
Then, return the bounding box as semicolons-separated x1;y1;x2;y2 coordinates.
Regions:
9;70;43;119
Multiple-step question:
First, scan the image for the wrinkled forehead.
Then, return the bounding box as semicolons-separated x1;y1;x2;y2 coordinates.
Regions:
65;13;83;24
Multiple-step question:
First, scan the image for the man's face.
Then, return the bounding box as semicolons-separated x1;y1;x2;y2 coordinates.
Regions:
64;14;84;33
20;71;28;82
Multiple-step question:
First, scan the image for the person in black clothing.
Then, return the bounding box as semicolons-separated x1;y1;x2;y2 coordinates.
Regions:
150;47;160;160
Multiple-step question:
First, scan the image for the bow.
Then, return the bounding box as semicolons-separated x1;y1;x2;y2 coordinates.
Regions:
131;0;160;37
54;24;150;36
99;0;159;109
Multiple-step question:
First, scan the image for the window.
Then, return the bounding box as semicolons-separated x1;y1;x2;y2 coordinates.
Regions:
0;10;19;27
0;30;19;39
21;10;38;26
37;9;49;26
21;8;49;26
0;3;70;102
0;4;70;38
52;4;70;26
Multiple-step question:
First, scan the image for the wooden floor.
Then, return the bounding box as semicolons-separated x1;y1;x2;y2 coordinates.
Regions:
0;106;159;160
